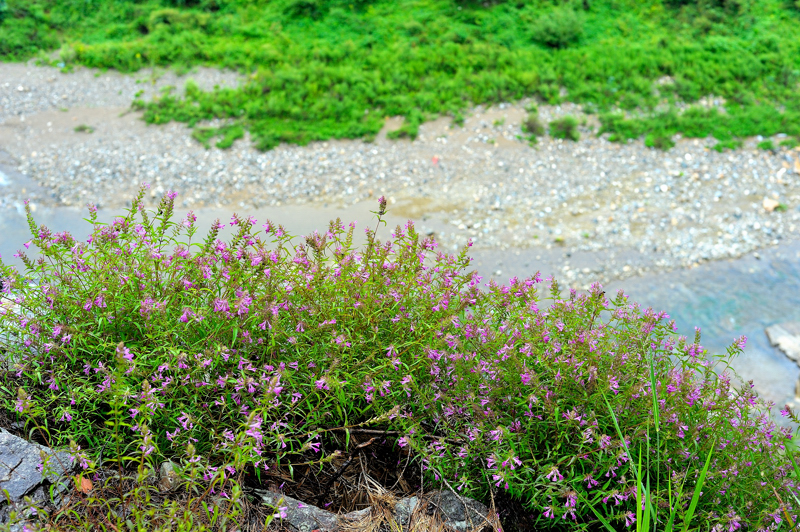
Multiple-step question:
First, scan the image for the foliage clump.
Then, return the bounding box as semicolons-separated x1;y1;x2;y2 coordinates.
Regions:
522;106;545;137
549;115;580;141
1;189;798;531
757;139;775;150
530;7;584;49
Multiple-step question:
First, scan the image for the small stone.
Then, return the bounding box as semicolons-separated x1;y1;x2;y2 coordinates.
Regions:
766;322;800;364
763;197;780;212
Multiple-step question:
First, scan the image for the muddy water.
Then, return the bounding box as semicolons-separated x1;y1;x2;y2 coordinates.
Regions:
2;160;799;415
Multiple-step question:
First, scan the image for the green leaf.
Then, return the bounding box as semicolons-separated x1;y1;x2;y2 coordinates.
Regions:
680;439;716;532
576;490;617;532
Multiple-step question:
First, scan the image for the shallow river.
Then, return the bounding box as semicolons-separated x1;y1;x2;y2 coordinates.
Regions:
2;161;798;416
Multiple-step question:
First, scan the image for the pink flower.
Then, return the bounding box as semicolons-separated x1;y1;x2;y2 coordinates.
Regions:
182;211;196;229
624;511;636;527
545;466;563;482
179;307;195;322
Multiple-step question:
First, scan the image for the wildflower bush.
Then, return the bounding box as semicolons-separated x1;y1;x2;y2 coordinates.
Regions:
1;189;798;531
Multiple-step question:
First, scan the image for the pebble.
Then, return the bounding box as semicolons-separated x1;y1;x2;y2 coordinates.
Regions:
2;62;800;287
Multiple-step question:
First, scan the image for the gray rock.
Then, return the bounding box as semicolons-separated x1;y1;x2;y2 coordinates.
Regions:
0;429;74;527
419;490;490;531
256;490;338;532
766;322;800;363
257;489;491;532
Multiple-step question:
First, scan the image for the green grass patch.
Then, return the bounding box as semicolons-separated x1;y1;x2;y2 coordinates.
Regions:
2;0;800;150
757;139;775;150
521;107;545;144
780;137;800;149
549;115;580;141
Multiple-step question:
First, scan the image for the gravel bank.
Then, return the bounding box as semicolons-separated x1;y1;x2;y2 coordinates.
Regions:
2;61;800;287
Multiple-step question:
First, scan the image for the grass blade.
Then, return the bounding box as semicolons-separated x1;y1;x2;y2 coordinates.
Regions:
604;394;654;532
649;352;661;532
603;394;634;468
576;491;617;532
636;448;644;532
680;439;716;532
664;474;680;532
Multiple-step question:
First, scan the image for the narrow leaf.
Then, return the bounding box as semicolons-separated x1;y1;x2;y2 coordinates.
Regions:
680;439;716;532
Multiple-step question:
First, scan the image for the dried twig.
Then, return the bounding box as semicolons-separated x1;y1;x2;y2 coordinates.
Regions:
316;437;377;507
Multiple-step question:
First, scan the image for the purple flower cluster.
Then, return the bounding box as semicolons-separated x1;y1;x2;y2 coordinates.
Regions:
0;188;794;531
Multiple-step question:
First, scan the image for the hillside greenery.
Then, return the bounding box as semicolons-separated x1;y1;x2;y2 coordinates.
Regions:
2;0;799;150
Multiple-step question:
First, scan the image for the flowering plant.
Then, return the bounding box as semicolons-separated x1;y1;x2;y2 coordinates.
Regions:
0;188;796;531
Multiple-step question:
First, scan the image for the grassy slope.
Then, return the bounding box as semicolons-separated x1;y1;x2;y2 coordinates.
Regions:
1;0;799;150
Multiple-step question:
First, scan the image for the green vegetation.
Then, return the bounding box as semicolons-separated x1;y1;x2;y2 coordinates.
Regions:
522;106;545;140
530;6;584;49
780;137;800;149
2;190;798;530
1;0;799;150
549;115;580;141
757;139;775;150
712;138;743;152
73;124;95;133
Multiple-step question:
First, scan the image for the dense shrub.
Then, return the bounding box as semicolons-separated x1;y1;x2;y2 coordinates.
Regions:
1;189;797;530
549;115;580;141
530;7;584;49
